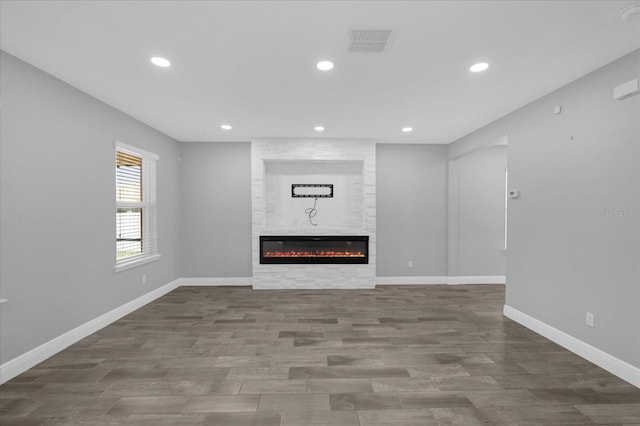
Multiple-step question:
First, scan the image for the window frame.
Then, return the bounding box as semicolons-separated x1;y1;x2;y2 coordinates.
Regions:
114;140;160;272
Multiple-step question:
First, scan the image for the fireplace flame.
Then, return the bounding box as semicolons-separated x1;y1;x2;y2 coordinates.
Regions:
264;250;364;258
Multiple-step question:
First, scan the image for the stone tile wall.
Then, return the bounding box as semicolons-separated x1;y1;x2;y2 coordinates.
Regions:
252;139;376;289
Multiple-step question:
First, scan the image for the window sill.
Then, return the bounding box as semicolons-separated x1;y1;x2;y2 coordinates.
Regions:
114;254;161;273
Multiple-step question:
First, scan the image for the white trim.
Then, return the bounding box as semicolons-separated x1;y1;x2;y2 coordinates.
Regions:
376;276;448;285
114;140;159;160
180;276;507;288
503;305;640;388
0;279;180;385
179;277;252;287
447;275;506;285
375;276;506;285
113;253;161;272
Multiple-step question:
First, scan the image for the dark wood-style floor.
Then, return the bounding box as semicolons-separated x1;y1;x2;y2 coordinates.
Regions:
1;285;639;425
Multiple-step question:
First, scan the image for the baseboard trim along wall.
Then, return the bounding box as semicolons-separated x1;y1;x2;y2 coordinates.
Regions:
504;305;640;388
447;276;506;285
0;279;181;384
179;277;252;286
376;276;506;285
180;276;506;287
376;276;448;285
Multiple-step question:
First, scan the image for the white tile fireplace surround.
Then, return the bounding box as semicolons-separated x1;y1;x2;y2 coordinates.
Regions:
251;139;376;289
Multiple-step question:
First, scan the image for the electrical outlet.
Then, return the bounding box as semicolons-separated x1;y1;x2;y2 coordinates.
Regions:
142;274;147;285
407;260;413;268
586;312;595;328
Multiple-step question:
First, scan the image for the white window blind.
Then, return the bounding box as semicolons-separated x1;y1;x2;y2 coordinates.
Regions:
115;141;159;271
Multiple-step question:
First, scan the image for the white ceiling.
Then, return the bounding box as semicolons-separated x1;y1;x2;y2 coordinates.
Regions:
1;1;638;144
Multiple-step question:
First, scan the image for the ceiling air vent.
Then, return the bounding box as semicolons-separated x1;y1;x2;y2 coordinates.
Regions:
347;28;394;54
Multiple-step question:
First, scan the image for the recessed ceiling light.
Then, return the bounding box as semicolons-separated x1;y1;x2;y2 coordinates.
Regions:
470;62;489;73
316;60;334;71
314;126;325;132
221;124;232;130
150;57;171;67
402;127;413;133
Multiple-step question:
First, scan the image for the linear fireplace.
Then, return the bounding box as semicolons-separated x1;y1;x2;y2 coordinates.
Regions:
260;235;369;264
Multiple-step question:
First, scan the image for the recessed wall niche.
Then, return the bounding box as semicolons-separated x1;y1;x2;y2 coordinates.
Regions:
265;160;363;229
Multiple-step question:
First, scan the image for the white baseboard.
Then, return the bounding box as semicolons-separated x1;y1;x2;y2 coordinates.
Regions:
375;276;507;286
376;276;448;285
179;277;252;286
503;305;640;388
0;279;180;385
180;276;507;287
447;275;506;285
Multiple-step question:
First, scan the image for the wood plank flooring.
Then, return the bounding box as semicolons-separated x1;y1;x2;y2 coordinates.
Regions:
1;285;639;425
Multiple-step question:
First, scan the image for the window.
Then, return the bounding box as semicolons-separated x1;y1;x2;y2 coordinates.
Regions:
115;141;159;271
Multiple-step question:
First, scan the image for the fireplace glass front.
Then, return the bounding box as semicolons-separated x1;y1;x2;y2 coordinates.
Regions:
260;235;369;264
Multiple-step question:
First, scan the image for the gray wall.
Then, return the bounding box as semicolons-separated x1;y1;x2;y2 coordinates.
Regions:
0;52;182;363
376;144;448;277
179;142;252;277
179;143;456;280
448;145;507;277
450;50;640;368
